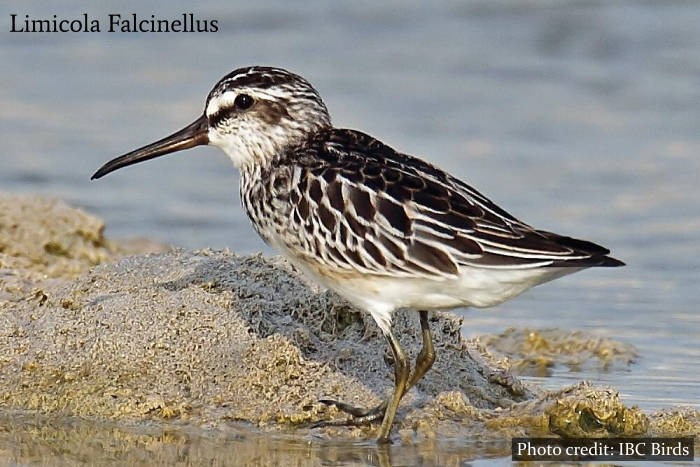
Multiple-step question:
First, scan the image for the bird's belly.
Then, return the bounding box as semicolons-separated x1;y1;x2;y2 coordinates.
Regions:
266;234;581;314
449;266;581;307
288;259;581;312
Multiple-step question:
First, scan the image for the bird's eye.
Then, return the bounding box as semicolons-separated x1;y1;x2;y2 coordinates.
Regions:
234;94;254;110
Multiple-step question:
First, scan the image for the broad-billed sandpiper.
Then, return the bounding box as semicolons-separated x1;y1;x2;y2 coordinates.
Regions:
92;66;623;442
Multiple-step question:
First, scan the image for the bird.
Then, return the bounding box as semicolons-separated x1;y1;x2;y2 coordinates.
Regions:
92;66;624;443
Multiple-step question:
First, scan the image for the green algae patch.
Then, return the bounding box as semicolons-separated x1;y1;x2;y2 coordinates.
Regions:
480;327;637;376
650;407;700;437
538;382;648;437
396;382;655;442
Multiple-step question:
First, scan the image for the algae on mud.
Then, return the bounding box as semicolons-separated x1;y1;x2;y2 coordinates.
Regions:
478;327;638;377
0;194;698;458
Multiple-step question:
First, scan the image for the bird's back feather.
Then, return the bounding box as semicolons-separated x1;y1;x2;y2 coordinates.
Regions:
241;128;624;283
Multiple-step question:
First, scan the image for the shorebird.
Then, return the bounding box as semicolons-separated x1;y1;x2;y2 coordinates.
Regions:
92;66;624;442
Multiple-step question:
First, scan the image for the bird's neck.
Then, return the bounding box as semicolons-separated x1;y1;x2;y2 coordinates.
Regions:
229;125;329;173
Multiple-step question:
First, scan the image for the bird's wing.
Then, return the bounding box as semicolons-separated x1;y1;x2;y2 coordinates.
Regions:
285;129;619;279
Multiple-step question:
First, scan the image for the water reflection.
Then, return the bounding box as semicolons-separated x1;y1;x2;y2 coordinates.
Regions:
0;411;510;466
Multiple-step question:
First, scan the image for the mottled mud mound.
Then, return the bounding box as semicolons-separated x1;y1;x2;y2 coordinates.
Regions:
0;249;529;436
0;194;112;281
479;327;638;376
0;194;167;301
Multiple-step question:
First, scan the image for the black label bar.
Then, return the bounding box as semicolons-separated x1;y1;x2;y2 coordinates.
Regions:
512;437;694;461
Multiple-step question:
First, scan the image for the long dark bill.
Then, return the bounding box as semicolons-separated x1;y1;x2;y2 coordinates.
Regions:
91;114;209;180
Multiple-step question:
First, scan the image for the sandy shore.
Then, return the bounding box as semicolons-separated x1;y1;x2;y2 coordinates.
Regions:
0;194;697;461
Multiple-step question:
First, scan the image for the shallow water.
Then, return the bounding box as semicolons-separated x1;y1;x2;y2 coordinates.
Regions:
2;0;698;463
0;411;517;466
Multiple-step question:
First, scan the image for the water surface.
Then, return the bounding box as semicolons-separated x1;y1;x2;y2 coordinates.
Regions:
1;0;698;464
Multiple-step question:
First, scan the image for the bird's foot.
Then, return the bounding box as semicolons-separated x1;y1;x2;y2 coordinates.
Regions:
312;398;387;428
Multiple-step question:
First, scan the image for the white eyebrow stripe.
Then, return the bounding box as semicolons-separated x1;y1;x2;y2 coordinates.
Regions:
206;91;237;117
206;90;280;117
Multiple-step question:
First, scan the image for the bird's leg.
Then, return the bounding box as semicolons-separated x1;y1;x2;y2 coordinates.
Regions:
406;310;436;388
315;311;436;439
375;326;409;442
315;329;407;426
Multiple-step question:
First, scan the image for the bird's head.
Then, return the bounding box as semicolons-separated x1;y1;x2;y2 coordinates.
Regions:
92;66;331;179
